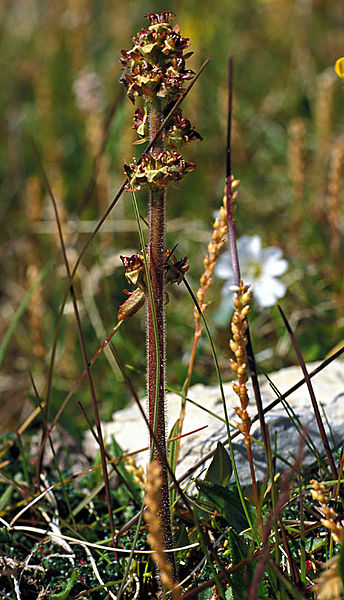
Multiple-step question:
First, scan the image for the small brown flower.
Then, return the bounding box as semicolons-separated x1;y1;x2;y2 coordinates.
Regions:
144;11;175;26
163;106;202;148
165;253;189;284
120;253;145;287
124;150;195;190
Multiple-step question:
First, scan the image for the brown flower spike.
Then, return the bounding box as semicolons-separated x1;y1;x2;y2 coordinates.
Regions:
120;11;201;191
230;281;253;444
144;461;182;600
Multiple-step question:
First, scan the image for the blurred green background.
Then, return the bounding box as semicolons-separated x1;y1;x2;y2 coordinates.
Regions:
1;0;343;434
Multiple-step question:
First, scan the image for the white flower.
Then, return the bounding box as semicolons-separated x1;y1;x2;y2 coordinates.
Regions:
215;235;288;308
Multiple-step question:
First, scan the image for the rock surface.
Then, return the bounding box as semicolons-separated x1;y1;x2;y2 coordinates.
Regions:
84;359;344;486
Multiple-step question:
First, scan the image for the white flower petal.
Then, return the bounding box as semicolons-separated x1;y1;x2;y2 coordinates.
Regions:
215;234;288;309
246;235;262;261
263;257;288;277
271;278;287;299
254;286;276;307
237;235;261;264
252;285;272;307
214;252;233;279
254;276;286;306
262;246;283;262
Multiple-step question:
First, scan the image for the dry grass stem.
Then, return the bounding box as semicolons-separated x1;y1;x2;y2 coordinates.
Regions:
313;70;336;216
195;178;239;332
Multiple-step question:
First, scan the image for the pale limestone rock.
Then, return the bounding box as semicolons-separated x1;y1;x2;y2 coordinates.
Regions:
83;359;344;486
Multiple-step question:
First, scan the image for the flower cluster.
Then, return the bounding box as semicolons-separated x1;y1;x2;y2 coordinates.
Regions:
133;106;202;148
120;11;193;103
120;12;201;190
162;107;203;148
117;250;189;320
124;150;195;190
164;251;189;284
229;281;253;443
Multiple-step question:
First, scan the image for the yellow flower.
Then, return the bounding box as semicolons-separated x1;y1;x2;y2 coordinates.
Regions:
334;57;344;79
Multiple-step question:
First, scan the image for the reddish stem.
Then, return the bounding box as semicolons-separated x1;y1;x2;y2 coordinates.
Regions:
147;100;174;566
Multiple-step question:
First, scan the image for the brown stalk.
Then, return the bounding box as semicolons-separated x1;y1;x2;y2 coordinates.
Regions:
184;184;237;396
225;58;270;538
225;58;270;460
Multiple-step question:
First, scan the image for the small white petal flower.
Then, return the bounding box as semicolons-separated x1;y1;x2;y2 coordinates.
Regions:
215;235;288;308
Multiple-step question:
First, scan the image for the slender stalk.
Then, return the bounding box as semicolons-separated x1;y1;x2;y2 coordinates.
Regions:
147;99;174;564
225;59;262;535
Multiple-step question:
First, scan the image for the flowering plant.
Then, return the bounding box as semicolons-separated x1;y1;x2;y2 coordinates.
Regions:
215;234;288;308
120;11;201;190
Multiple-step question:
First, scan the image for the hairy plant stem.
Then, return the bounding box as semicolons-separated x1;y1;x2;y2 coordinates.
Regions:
147;99;175;570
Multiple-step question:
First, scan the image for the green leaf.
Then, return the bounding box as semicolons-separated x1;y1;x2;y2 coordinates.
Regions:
196;588;214;600
205;442;232;486
196;480;250;533
109;436;142;505
173;523;190;562
226;529;249;599
168;418;181;507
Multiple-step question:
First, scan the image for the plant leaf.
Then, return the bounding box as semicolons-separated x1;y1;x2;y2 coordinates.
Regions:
205;441;232;486
168;418;181;507
196;480;250;532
